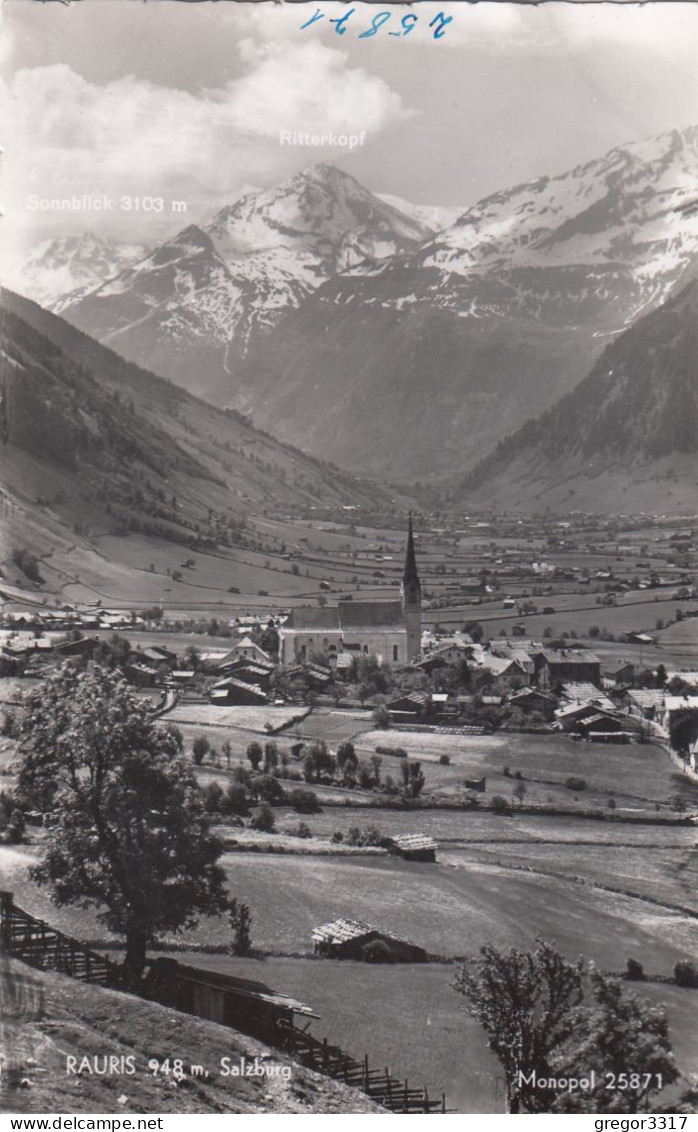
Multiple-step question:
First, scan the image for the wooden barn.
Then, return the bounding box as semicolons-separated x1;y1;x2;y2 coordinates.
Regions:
311;918;427;963
142;958;316;1043
388;833;438;863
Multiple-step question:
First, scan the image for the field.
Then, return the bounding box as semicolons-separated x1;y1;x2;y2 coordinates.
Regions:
164;703;303;733
354;730;692;810
167;954;697;1115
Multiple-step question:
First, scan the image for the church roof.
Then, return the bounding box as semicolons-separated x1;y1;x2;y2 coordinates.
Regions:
283;601;405;632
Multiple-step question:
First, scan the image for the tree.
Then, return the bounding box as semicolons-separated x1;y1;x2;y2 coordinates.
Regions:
192;734;210;766
372;704;391;729
229;898;252;956
513;780;527;810
550;970;678;1112
17;666;229;988
455;940;584;1113
221;739;233;770
246;741;263;771
250;802;275;832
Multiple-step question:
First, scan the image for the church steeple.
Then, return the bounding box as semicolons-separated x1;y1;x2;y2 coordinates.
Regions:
402;513;421;602
401;514;421;660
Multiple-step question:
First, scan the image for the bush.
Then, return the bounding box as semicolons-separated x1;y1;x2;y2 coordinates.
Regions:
565;776;587;792
331;831;344;843
192;735;210;765
625;958;644;981
463;792;481;810
490;794;511;815
372;705;391;729
224;783;249;816
674;960;698;988
288;788;321;814
438;754;450;766
346;825;383;847
250;803;275;833
375;745;408;758
288;822;313;840
202;782;224;813
250;775;285;804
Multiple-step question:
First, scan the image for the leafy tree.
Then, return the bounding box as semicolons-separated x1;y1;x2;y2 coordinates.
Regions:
263;740;279;774
669;711;698;762
513;780;527;809
192;734;210;766
454;940;583;1113
17;666;229;987
202;781;224;813
372;704;391;729
400;759;425;800
224;782;249;816
250;774;285;804
551;970;678;1112
250;802;275;832
246;741;263;771
229;898;252;956
221;739;233;769
288;787;321;814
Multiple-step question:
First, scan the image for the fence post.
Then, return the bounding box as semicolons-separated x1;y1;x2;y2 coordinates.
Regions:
0;890;14;952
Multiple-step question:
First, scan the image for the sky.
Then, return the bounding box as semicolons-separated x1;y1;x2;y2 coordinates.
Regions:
1;0;698;265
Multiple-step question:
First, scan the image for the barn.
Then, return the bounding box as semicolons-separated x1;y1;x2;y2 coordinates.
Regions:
142;957;316;1043
311;918;427;963
388;833;438;863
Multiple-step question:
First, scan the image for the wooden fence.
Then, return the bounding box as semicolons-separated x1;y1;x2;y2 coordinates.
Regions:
276;1018;446;1113
0;891;117;986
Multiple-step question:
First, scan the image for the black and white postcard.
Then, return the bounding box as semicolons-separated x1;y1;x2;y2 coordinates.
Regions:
0;0;697;1120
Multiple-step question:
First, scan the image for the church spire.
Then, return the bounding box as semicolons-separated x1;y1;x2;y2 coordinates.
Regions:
402;513;421;598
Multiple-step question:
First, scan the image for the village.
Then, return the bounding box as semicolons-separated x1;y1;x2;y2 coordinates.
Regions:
1;508;697;1113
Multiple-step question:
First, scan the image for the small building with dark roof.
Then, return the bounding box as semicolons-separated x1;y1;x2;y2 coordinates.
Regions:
388;833;438;863
143;957;316;1043
311;918;427;963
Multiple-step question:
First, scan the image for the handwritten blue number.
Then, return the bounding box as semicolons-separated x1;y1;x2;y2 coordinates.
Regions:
391;13;418;37
330;8;355;35
359;11;391;38
300;8;324;30
429;12;453;39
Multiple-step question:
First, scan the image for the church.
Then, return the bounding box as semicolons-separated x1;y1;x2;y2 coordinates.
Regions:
278;520;422;667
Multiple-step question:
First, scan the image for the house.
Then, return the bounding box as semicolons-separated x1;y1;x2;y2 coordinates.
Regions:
659;695;698;733
217;661;274;692
508;688;557;715
555;702;623;735
220;637;271;666
475;654;529;691
311;918;426;963
561;683;615;712
388;834;438;863
622;632;655;646
279;520;422;666
386;691;430;721
124;662;159;688
603;661;635;686
534;649;601;691
627;689;665;721
209;676;268;705
143;957;316;1043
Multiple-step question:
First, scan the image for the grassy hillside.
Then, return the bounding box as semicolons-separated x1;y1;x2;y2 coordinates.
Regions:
1;956;383;1115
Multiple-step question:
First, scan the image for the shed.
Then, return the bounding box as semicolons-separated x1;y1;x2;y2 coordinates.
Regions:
311;918;426;963
143;958;317;1043
388;833;438;863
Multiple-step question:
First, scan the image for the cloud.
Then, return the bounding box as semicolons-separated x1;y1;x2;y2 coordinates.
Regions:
228;39;410;138
1;41;409;258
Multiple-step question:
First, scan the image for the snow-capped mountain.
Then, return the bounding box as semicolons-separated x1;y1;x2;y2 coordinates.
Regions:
4;234;149;312
60;165;435;399
233;126;698;477
376;193;464;235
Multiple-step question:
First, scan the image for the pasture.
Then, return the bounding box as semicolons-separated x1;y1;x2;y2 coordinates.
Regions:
354;730;688;809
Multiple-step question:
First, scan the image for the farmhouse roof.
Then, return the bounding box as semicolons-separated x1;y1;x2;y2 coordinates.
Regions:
538;649;600;665
310;917;417;949
628;689;665;708
390;833;438;853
